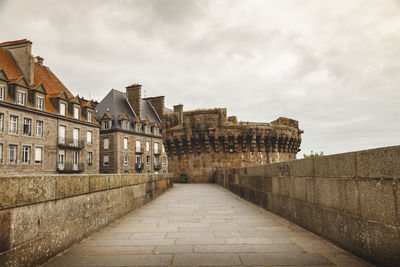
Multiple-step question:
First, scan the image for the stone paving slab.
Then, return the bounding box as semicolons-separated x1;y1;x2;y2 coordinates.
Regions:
42;184;372;267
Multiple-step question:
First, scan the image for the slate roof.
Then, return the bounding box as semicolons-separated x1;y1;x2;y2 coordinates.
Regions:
95;89;161;131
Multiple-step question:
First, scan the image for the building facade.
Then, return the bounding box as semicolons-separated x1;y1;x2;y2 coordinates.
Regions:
0;39;99;175
95;84;167;174
163;105;303;183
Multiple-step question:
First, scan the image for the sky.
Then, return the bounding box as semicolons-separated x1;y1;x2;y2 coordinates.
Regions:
0;0;399;156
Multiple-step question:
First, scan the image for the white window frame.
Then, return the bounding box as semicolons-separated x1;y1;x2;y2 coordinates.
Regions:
88;111;93;122
162;157;166;166
136;140;141;152
124;154;129;166
136;123;141;132
123;137;128;149
0;84;4;100
74;107;80;119
0;143;3;163
36;96;44;110
0;113;4;132
103;120;111;130
36;120;43;137
17;90;26;105
9;115;18;134
9;145;17;164
58;125;66;144
136;155;141;164
103;138;109;149
87;151;93;165
22;146;30;164
146;155;150;166
154;142;159;154
122;120;129;130
103;154;109;166
146;141;150;152
87;131;92;145
34;147;42;164
23;118;31;136
60;102;66;116
162;144;165;153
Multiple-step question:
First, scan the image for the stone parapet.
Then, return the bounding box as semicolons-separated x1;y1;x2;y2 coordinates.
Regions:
0;173;173;267
214;145;400;266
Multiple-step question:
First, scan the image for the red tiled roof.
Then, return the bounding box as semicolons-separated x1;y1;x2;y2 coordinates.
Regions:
0;39;30;46
33;62;73;98
0;47;23;80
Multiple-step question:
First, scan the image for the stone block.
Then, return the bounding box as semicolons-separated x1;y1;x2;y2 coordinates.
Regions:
108;174;122;189
293;177;306;201
56;175;89;199
0;176;56;209
0;210;11;253
89;175;108;192
266;162;290;177
314;152;356;178
337;179;360;216
288;158;314;177
247;165;266;177
315;178;341;211
261;177;272;193
356;145;400;179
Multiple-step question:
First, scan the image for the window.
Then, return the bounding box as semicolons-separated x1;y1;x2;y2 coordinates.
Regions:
74;107;80;119
146;141;150;152
9;145;17;163
73;128;79;146
22;146;30;163
58;125;66;144
23;118;32;136
0;84;4;100
36;96;44;110
136;140;141;152
88;111;93;122
103;138;109;149
122;120;129;130
73;151;79;165
146;155;150;166
60;103;66;116
145;126;150;134
35;147;42;164
136;155;141;164
124;154;129;166
136;123;141;132
0;113;3;132
162;144;165;153
162;157;166;166
103;120;111;130
154;155;160;164
87;152;93;165
9;115;18;134
123;137;128;149
154;127;159;135
103;154;109;166
36;121;43;137
0;144;3;163
154;142;159;154
17;91;25;105
87;131;92;145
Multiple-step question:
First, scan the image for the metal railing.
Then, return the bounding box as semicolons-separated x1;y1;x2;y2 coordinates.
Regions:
57;162;84;173
58;137;85;149
154;163;162;170
135;147;144;153
135;162;144;170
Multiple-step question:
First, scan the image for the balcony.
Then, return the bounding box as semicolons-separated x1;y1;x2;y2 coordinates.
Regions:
57;162;84;173
154;163;162;170
135;162;144;170
154;149;161;155
58;137;85;149
135;147;144;154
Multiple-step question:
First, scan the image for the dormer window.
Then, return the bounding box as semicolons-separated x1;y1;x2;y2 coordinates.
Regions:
36;96;44;110
0;84;4;100
145;126;150;134
74;107;80;119
103;120;111;130
154;127;159;136
136;123;141;132
88;111;93;122
122;120;129;130
17;90;26;105
60;103;66;116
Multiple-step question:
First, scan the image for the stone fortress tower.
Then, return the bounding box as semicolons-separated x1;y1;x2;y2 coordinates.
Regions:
163;105;303;183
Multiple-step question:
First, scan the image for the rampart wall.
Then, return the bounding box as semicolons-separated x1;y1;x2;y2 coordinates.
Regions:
0;173;173;267
214;145;400;266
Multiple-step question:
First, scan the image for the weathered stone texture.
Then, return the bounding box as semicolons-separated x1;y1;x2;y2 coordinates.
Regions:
0;173;173;267
215;145;400;266
163;106;302;183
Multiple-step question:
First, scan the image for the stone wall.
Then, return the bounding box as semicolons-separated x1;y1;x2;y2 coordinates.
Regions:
214;145;400;266
163;106;302;183
0;173;173;267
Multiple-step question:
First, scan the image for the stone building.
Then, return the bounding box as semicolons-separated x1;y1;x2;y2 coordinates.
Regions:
95;84;168;174
0;39;100;175
163;105;303;183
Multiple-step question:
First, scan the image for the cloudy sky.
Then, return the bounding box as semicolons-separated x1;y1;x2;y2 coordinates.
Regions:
0;0;399;156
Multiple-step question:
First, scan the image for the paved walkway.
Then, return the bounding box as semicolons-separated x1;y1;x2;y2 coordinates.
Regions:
44;184;371;267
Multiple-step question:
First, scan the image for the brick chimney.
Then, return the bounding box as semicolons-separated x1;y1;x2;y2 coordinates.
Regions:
173;104;184;124
35;56;44;66
126;83;142;118
0;39;34;85
145;96;165;118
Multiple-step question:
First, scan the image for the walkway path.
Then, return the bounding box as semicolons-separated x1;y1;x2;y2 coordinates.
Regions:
44;184;371;266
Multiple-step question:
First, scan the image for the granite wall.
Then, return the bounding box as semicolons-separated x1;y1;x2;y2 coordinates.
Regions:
0;173;173;267
214;145;400;266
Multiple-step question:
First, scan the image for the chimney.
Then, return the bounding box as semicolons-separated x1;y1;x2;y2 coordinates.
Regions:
146;96;165;119
0;39;34;85
35;56;44;66
126;83;142;118
173;104;184;124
